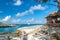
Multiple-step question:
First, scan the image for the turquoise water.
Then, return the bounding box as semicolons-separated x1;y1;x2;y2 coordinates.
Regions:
0;24;42;32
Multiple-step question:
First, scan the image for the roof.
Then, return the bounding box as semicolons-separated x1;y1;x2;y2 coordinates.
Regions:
46;12;57;18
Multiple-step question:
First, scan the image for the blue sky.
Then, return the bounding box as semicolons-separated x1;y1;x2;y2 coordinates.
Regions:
0;0;58;24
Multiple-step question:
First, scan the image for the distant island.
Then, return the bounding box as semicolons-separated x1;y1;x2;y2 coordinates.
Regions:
0;22;16;28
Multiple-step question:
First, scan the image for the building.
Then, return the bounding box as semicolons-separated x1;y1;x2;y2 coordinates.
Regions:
46;12;60;27
46;12;60;40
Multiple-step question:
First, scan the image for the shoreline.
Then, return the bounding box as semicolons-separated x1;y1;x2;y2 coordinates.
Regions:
17;25;43;30
16;25;47;35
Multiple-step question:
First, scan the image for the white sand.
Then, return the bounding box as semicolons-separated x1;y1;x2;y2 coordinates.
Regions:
17;25;43;34
12;25;50;40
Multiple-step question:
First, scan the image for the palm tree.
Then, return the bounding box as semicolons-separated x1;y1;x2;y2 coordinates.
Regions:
34;0;60;8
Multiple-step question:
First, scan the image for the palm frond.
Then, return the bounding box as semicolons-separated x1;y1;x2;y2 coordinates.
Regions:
42;0;48;3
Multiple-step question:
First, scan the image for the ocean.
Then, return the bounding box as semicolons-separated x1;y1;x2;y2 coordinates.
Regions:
0;24;43;32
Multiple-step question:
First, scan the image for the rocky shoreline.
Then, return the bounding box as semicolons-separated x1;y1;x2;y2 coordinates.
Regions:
0;25;60;40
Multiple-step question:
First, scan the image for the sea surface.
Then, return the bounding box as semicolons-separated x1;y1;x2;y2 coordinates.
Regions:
0;24;43;32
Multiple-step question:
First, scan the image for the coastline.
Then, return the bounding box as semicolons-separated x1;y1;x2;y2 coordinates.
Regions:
16;25;48;35
11;25;50;40
17;25;43;30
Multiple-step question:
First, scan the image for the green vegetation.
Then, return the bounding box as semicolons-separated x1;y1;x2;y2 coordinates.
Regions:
14;30;23;37
0;22;3;25
42;0;48;3
0;22;16;28
0;32;12;35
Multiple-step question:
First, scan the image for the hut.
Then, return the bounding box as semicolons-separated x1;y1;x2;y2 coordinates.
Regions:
46;12;60;27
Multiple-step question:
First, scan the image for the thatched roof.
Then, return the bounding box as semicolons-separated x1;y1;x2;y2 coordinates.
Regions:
46;12;57;18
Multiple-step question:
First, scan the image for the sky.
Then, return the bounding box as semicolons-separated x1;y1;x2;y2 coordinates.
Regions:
0;0;58;24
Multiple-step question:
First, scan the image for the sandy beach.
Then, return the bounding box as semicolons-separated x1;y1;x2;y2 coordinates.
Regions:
11;25;50;40
17;25;45;34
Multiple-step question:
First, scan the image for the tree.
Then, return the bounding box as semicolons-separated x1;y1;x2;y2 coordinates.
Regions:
34;0;48;3
34;0;60;10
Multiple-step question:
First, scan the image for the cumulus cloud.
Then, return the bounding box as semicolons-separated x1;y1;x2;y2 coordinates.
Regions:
14;0;22;6
2;16;11;22
35;20;42;24
16;4;45;17
30;5;45;10
26;18;34;22
25;18;42;24
16;11;28;16
11;19;21;23
7;18;43;24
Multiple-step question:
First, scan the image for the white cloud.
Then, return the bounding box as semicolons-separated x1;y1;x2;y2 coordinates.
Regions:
2;16;11;22
11;19;21;23
35;20;41;24
27;18;34;22
29;9;34;14
14;0;22;6
16;4;45;17
16;11;28;16
26;18;43;24
30;5;45;10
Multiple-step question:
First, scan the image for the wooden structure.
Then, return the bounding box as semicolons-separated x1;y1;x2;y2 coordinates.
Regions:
46;12;60;27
